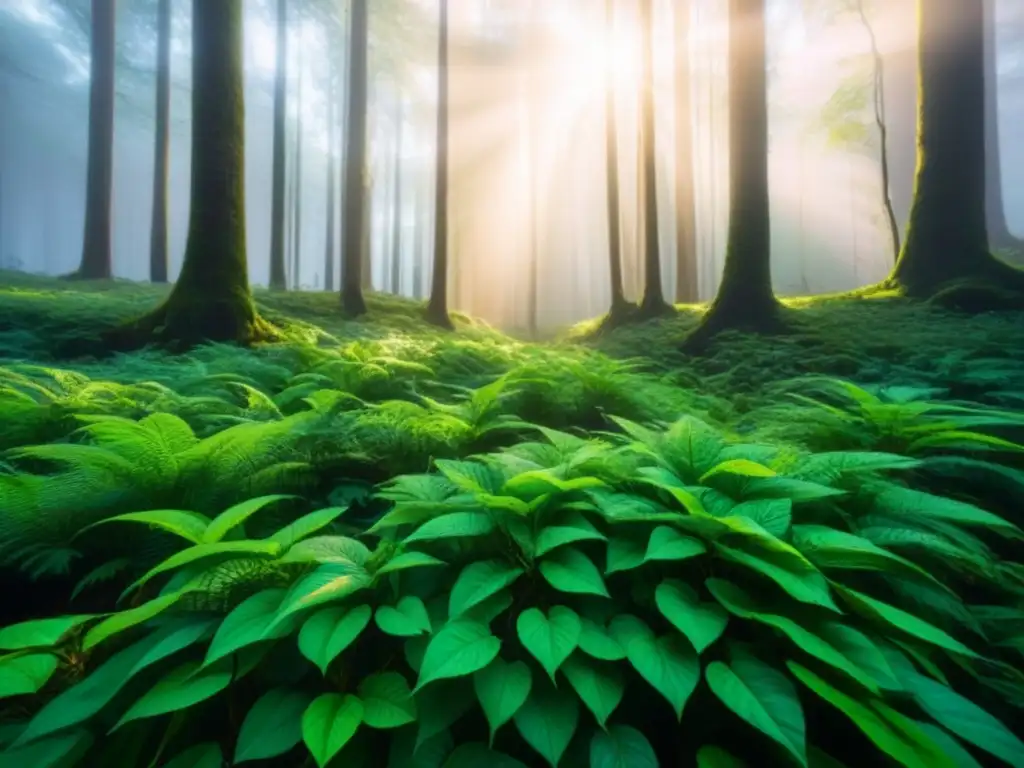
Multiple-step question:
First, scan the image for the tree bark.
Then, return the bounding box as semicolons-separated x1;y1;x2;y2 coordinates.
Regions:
425;0;453;328
673;0;699;302
75;0;116;280
604;0;628;318
887;0;1024;298
269;0;288;290
149;0;170;283
324;59;337;292
390;95;404;295
341;0;369;316
292;50;304;290
685;0;782;348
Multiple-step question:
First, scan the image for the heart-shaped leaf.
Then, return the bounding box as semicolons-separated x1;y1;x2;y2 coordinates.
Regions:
610;615;699;720
590;725;658;768
560;654;625;729
301;693;364;768
449;560;523;618
513;683;579;768
655;580;728;654
358;671;417;729
298;604;373;674
473;658;533;745
415;619;501;692
516;606;581;682
234;687;312;763
645;527;706;562
539;548;609;598
376;596;432;637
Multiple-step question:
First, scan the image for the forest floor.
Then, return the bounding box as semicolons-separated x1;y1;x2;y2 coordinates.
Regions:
1;270;1024;766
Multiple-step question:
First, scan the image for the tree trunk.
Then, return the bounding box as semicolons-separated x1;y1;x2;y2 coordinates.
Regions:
425;0;452;328
324;60;337;292
685;0;781;348
673;0;699;303
341;0;369;316
292;51;304;290
109;0;268;349
412;165;425;300
149;0;171;283
887;0;1024;297
638;0;671;317
75;0;116;280
269;0;288;290
604;0;628;318
390;95;404;295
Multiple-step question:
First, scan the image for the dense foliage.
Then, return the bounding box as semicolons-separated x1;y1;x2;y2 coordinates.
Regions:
0;274;1022;767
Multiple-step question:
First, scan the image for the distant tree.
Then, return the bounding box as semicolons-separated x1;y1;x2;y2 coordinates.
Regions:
390;94;404;295
603;0;629;321
269;0;288;290
341;0;369;316
685;0;783;348
72;0;116;280
674;0;699;302
885;0;1024;299
292;48;304;290
149;0;171;284
324;59;337;292
425;0;452;328
108;0;271;349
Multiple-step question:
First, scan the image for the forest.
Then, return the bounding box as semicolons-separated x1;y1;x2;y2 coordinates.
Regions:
0;0;1023;766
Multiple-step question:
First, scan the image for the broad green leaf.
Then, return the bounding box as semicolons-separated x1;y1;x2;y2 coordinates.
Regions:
376;551;448;576
535;525;606;557
204;588;295;668
164;742;223;768
203;494;296;543
270;506;349;547
275;563;373;623
112;660;233;730
234;687;312;763
0;729;93;768
299;604;373;674
716;543;838;611
465;592;514;627
560;654;624;728
700;459;776;483
377;596;432;637
730;499;792;538
449;560;523;618
0;653;58;698
403;512;496;545
504;469;605;499
645;526;706;562
655;580;728;654
517;606;581;682
412;681;475;752
442;743;529;768
792;525;941;586
473;658;532;745
79;509;211;544
302;693;364;768
818;623;901;691
277;536;371;566
539;548;609;598
914;723;984;768
590;725;658;768
577;617;626;661
705;651;807;766
415;619;501;692
359;672;417;729
609;615;699;719
125;540;282;596
83;586;198;651
605;536;646;575
513;683;579;768
869;484;1020;536
0;615;94;651
696;745;748;767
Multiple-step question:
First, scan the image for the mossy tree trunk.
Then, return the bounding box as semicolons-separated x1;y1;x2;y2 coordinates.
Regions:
341;0;369;316
604;0;629;320
148;0;170;284
685;0;782;349
75;0;116;280
887;0;1024;297
108;0;269;350
269;0;288;290
425;0;453;329
674;0;699;303
637;0;672;318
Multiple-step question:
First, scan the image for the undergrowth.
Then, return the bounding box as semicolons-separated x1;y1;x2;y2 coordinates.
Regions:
0;273;1022;767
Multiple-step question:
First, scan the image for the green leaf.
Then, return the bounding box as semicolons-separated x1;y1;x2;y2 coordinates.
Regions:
0;730;93;768
705;651;807;766
125;540;282;596
376;551;448;576
716;543;838;611
700;459;776;483
83;586;198;651
605;536;647;575
164;742;223;768
277;536;371;566
535;525;607;557
730;499;792;538
590;725;658;768
442;743;529;768
359;672;418;729
560;654;624;728
415;619;501;692
299;604;373;674
792;525;940;585
539;548;610;598
577;617;626;661
203;494;295;543
516;606;581;682
302;693;364;768
449;560;523;619
234;687;312;763
513;683;579;768
79;509;211;544
818;623;901;691
204;588;292;668
610;614;699;719
377;596;432;637
412;681;474;752
696;745;748;767
270;506;349;547
870;484;1020;536
0;615;94;651
655;579;728;654
275;563;373;622
403;512;496;545
473;658;533;745
645;526;706;562
0;653;58;698
112;660;233;730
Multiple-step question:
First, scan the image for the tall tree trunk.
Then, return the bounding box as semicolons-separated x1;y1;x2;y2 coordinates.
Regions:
269;0;288;289
604;0;627;316
673;0;699;302
149;0;171;283
324;62;337;292
983;0;1022;251
686;0;781;348
292;51;304;290
887;0;1024;297
412;164;425;300
390;95;404;295
341;0;369;315
109;0;267;349
425;0;452;328
75;0;116;280
638;0;671;316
